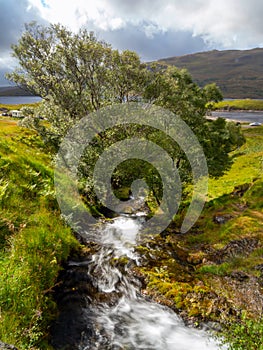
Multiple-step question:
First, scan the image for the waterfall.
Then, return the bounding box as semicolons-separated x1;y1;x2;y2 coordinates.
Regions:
69;214;223;350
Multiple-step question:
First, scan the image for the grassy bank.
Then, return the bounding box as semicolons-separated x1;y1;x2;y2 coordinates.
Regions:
137;125;263;349
208;126;263;198
0;102;40;111
0;119;79;349
1;117;263;349
213;99;263;111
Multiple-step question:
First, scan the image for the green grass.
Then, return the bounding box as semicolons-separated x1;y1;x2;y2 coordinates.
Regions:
0;102;40;111
0;119;79;349
208;126;263;199
219;315;263;350
180;127;263;322
1;118;263;348
213;99;263;111
181;126;263;248
139;124;263;344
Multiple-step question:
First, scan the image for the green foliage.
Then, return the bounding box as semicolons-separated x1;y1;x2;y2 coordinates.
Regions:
20;104;35;117
220;316;263;350
203;83;223;104
203;118;245;177
7;22;244;211
7;22;147;145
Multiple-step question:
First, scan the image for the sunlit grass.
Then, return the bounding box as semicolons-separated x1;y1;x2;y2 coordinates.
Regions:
208;126;263;199
0;102;40;110
0;120;79;348
213;99;263;110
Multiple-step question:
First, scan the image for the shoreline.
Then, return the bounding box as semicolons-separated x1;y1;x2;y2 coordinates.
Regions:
213;109;263;113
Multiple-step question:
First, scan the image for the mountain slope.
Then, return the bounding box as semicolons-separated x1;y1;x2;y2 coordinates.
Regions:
158;48;263;99
0;86;33;96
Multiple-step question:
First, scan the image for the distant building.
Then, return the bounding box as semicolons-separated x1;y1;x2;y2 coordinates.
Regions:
10;110;23;118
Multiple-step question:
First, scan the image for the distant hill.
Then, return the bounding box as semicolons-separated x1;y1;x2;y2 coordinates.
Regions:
0;86;34;96
158;48;263;99
2;48;263;99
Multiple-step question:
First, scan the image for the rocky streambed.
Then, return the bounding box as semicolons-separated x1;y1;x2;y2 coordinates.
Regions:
50;181;263;349
50;214;222;349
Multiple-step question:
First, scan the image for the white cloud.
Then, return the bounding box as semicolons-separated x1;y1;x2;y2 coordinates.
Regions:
1;0;262;85
27;0;263;49
27;0;126;31
0;56;16;70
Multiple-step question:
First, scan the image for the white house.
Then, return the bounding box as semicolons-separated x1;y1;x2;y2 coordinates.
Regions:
10;110;23;118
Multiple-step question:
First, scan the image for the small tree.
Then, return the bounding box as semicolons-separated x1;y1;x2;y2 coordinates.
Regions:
143;64;241;178
7;22;147;145
7;22;245;205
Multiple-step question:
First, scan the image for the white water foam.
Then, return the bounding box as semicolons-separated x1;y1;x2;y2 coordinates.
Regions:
83;216;225;349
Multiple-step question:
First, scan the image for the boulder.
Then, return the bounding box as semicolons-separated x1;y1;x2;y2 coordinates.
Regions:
0;342;18;350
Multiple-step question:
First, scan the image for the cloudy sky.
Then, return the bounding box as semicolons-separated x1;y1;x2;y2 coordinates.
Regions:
0;0;263;86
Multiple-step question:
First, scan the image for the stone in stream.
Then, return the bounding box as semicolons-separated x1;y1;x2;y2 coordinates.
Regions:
49;252;120;349
50;259;97;349
0;342;18;350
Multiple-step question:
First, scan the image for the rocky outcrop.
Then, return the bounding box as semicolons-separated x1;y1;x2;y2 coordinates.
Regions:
50;253;97;350
208;237;260;264
0;342;18;350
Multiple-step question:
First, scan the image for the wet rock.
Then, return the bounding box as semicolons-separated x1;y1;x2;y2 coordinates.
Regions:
255;264;263;273
50;245;126;349
50;261;97;350
213;214;233;224
50;305;95;350
0;342;18;350
201;321;223;332
209;237;259;264
232;183;250;197
230;271;249;281
121;206;134;214
223;237;259;258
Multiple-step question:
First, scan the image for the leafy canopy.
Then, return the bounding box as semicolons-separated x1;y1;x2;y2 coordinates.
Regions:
7;22;245;205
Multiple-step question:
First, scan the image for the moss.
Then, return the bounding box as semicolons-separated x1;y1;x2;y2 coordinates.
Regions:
219;315;263;350
141;266;229;321
137;138;263;325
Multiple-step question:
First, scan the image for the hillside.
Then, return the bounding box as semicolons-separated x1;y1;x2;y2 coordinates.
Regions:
3;48;263;99
0;86;33;96
158;48;263;99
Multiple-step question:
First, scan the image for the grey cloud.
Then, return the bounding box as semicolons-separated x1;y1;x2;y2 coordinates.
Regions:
106;0;164;16
0;66;12;86
96;24;208;61
108;0;204;16
0;0;47;53
0;0;47;85
93;0;263;49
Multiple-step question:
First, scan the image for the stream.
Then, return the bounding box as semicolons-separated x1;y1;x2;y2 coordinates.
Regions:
51;213;223;349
